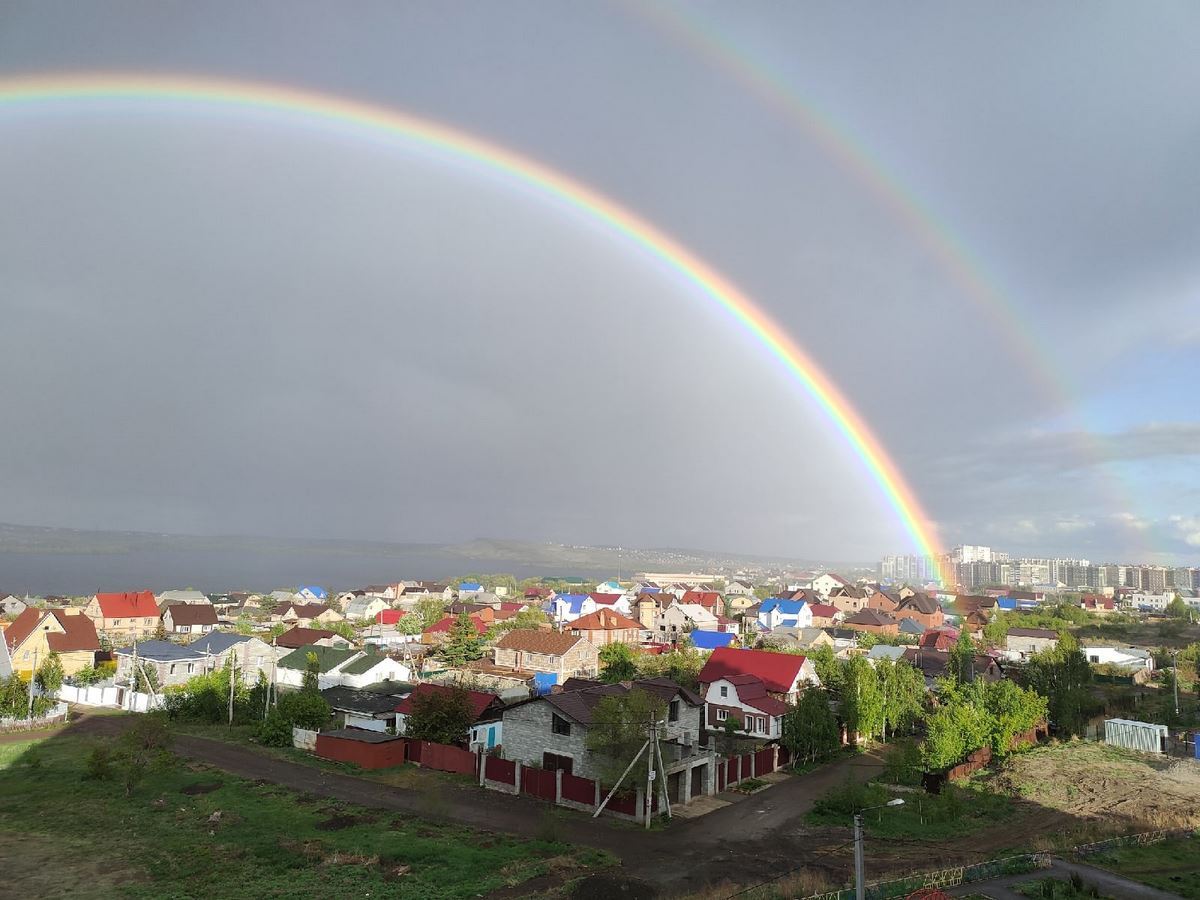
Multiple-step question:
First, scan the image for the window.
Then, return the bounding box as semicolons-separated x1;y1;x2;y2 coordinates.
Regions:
716;709;727;722
551;713;571;736
114;619;121;626
719;685;728;698
543;752;573;774
168;664;176;675
186;663;195;674
668;699;680;723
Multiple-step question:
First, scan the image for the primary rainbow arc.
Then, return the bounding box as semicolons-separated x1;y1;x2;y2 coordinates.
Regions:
0;72;943;559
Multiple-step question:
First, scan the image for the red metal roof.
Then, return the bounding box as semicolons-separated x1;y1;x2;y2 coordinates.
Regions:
5;608;100;654
423;615;487;635
682;590;721;608
375;609;407;625
94;591;157;618
808;603;840;618
697;646;807;694
394;683;502;721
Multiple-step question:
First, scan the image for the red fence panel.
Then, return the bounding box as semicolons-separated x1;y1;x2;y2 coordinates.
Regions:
421;741;478;775
315;734;407;770
561;772;596;806
755;747;774;775
777;745;791;767
485;755;516;785
729;756;740;783
521;767;557;801
607;791;638;815
406;740;423;764
742;753;755;777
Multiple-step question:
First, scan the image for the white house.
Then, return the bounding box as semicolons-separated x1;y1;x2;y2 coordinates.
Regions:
1082;645;1154;673
550;594;596;624
1130;592;1175;611
757;599;813;631
345;596;390;622
655;602;719;638
702;675;788;739
807;573;851;599
725;580;755;597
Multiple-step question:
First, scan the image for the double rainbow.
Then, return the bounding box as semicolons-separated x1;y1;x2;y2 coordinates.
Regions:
0;72;942;559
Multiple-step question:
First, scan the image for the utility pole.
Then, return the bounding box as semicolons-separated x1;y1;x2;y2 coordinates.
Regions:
27;648;39;720
1172;650;1181;718
853;813;865;900
228;652;237;728
645;714;656;829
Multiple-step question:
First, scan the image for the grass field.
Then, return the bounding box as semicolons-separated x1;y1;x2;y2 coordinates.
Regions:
806;777;1014;840
1088;835;1200;898
0;728;613;898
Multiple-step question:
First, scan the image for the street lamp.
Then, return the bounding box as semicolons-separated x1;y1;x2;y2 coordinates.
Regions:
855;799;905;900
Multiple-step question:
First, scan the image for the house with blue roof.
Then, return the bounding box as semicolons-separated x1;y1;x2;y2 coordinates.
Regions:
689;630;736;650
458;581;484;594
550;593;595;624
757;599;813;631
297;586;328;601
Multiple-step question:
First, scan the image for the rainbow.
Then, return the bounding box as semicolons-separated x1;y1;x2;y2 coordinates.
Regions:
0;71;942;559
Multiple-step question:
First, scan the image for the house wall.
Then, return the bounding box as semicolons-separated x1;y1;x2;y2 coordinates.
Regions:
494;641;598;679
502;700;596;778
572;626;640;647
847;620;898;636
1006;634;1058;656
897;607;944;629
829;595;868;615
82;599;158;642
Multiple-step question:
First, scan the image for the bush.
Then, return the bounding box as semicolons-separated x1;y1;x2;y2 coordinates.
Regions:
257;710;293;747
85;744;113;780
276;690;330;731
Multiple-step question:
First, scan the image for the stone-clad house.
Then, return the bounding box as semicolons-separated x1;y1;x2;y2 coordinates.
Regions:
500;676;708;793
492;630;599;680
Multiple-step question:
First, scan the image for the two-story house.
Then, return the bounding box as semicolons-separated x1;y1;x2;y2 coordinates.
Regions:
701;674;790;739
1005;627;1059;658
84;591;159;642
895;593;943;630
756;599;813;631
188;632;277;680
492;629;598;681
696;646;821;717
656;602;718;638
4;607;100;678
161;603;218;637
569;609;643;646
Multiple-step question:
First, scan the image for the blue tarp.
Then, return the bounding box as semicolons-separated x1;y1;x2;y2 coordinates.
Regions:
689;630;736;649
532;672;558;695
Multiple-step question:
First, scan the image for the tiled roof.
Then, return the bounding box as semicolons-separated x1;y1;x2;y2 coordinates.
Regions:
165;604;218;626
808;603;839;618
898;593;939;615
95;591;158;618
697;647;807;694
544;676;699;725
276;627;336;649
496;629;584;656
588;593;624;606
845;609;897;626
276;644;358;673
5;609;100;654
570;609;642;632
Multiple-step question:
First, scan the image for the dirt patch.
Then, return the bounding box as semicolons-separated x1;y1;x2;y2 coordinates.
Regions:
315;813;360;831
0;829;147;895
180;780;223;795
570;872;658;899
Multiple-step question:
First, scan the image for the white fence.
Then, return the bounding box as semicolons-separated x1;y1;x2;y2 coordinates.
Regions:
57;684;161;712
292;727;318;750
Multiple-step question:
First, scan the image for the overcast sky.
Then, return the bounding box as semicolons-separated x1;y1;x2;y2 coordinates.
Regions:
1;1;1198;564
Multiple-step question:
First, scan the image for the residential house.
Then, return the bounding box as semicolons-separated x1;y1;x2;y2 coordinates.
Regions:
808;573;852;599
188;633;276;680
703;673;789;739
724;593;757;617
902;648;1002;687
550;593;596;624
275;626;352;651
866;590;902;615
807;603;841;628
681;590;725;617
84;591;160;642
714;615;740;634
1082;646;1154;673
594;580;623;594
1006;628;1059;658
458;581;484;596
345;596;390;622
657;602;719;638
161;603;218;637
321;686;405;733
756;599;813;631
569;608;643;646
843;609;899;636
499;677;707;794
725;580;754;597
364;584;401;601
4;608;100;678
395;683;505;749
297;586;328;602
156;589;209;607
273;644;408;690
825;628;860;652
689;630;736;651
0;629;12;678
588;593;633;617
919;626;960;652
493;630;599;681
272;602;344;628
764;627;834;652
897;617;926;638
1;594;28;618
635;592;668;630
333;650;411;689
697;646;820;705
866;644;907;666
115;641;208;690
275;644;359;688
333;590;366;611
1080;595;1117;616
895;593;944;630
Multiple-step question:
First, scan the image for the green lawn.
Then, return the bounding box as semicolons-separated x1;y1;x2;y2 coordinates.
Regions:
1014;876;1110;899
0;729;613;898
807;778;1013;840
1088;836;1200;898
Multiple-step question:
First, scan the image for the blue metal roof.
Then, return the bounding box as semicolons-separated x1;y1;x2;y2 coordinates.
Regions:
689;630;736;649
116;640;205;662
459;582;483;591
557;593;588;613
300;585;327;599
761;599;806;615
188;633;250;655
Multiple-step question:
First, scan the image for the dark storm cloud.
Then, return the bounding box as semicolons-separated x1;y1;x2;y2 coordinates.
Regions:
1;1;1198;562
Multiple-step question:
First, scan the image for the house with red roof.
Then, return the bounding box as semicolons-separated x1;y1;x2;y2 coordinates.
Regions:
422;614;488;646
83;591;160;641
1080;595;1117;616
569;608;643;646
375;608;408;626
5;608;100;677
919;626;960;651
681;590;725;617
807;603;841;628
395;683;506;749
697;646;819;706
702;673;790;738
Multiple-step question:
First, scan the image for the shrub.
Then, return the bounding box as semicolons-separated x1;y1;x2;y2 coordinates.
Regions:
257;710;293;747
85;744;113;780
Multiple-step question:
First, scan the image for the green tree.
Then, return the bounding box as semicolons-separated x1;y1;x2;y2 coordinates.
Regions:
489;608;550;634
877;658;926;739
1167;595;1191;619
1022;632;1094;736
441;613;485;667
842;656;885;741
599;642;640;683
275;690;330;730
133;661;160;695
267;622;288;642
586;688;667;787
781;686;840;763
722;714;744;737
302;652;320;694
637;644;704;691
405;687;474;745
35;652;64;695
948;631;978;683
329;619;357;641
234;616;254;636
414;597;449;630
807;644;843;691
978;678;1048;754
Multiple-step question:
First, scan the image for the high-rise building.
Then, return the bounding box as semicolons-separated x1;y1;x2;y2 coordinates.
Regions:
952;545;994;564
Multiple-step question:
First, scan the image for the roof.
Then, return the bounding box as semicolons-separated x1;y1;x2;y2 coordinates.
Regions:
588;593;624;606
845;609;897;626
188;633;251;655
157;590;209;604
496;629;585;656
376;609;406;625
339;651;403;676
320;687;401;716
94;591;158;618
165;604;218;627
459;582;483;591
697;647;808;694
320;728;402;744
394;683;503;721
554;594;589;614
423;615;487;635
115;640;206;662
681;590;721;607
1008;627;1059;639
276;644;359;673
276;602;333;619
543;676;700;726
867;645;907;661
760;599;808;616
276;627;337;649
898;593;939;615
570;609;642;632
5;609;101;654
689;630;736;650
808;603;839;618
299;586;328;599
897;617;926;634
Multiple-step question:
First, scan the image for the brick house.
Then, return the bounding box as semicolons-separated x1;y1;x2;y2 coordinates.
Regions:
569;608;643;646
499;676;706;786
161;603;218;636
894;593;944;630
4;608;100;678
84;591;160;642
807;603;841;628
866;590;902;615
828;586;870;616
1005;627;1059;658
843;608;899;636
493;629;599;680
275;626;352;651
680;590;725;617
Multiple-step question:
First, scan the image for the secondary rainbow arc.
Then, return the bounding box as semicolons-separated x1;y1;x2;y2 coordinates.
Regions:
0;72;943;559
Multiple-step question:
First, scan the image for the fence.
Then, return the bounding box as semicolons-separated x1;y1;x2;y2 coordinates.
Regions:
57;684;159;712
0;701;69;733
714;744;786;791
801;852;1052;900
292;727;318;751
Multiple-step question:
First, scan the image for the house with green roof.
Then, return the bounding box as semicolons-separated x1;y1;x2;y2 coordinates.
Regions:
275;644;411;690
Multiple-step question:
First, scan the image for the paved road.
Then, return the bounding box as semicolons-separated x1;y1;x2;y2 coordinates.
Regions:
68;714;883;894
946;858;1183;900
